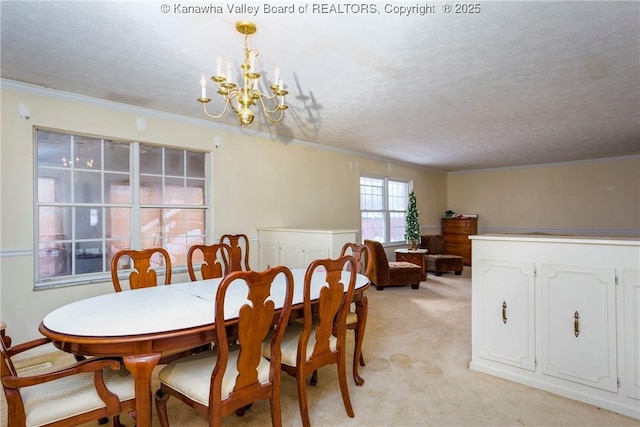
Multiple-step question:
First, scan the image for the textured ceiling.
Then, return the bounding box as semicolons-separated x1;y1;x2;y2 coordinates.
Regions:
1;1;639;172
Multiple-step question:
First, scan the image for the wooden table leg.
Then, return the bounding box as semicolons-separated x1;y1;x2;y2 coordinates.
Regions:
353;295;368;386
123;353;162;427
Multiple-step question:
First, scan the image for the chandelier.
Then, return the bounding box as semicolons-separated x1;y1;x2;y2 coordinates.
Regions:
197;21;288;126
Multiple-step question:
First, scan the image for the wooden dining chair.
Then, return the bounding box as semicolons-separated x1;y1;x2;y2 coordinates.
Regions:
220;233;250;272
263;256;357;427
110;247;172;292
187;243;231;281
340;242;372;385
1;336;136;426
155;266;295;427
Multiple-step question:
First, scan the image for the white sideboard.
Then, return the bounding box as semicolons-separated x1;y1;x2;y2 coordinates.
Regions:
470;234;640;419
257;227;358;270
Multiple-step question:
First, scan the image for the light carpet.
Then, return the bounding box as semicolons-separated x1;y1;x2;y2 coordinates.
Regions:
5;268;639;426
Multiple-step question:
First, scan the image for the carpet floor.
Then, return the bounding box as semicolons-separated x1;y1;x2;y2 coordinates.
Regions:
4;268;639;426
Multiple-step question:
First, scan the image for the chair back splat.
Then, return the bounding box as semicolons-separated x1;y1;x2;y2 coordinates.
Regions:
155;267;294;427
187;243;231;281
111;248;172;292
220;233;250;271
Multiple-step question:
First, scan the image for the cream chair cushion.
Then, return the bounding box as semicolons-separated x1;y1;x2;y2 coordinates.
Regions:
21;367;134;427
158;348;270;405
345;311;357;325
263;322;337;367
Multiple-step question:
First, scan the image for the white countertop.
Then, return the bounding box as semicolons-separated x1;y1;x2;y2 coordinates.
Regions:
469;234;639;246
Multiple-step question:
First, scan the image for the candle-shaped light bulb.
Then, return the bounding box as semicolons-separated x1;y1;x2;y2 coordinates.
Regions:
200;75;207;98
274;66;280;86
216;55;222;76
279;78;284;91
226;60;232;84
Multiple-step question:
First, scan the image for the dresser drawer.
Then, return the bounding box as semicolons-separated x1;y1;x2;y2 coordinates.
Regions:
442;219;473;228
443;219;476;232
442;233;470;244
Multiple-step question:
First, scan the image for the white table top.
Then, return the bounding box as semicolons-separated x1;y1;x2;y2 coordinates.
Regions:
42;269;369;337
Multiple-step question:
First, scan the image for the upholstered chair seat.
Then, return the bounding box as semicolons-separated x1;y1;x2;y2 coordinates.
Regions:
264;322;338;367
158;349;271;405
22;368;134;426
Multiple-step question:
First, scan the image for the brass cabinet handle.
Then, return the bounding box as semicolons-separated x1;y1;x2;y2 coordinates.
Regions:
502;301;507;324
574;311;580;337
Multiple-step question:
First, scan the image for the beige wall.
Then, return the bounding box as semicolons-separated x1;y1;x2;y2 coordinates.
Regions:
2;85;637;344
447;157;640;236
0;86;445;343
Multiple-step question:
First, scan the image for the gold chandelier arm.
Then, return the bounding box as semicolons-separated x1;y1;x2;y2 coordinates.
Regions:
201;97;232;119
264;108;285;124
257;89;278;101
255;92;287;115
254;94;286;123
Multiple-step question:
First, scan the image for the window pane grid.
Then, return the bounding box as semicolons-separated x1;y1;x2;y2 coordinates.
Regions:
360;175;410;244
36;130;208;286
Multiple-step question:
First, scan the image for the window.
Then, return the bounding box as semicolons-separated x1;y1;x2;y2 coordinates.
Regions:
35;129;209;287
360;175;410;244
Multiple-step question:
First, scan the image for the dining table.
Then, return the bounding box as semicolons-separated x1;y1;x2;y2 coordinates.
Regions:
39;268;370;427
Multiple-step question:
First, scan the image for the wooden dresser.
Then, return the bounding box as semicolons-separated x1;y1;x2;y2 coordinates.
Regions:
441;218;477;265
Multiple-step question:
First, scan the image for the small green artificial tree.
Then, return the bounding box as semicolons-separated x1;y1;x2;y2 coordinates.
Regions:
404;190;421;245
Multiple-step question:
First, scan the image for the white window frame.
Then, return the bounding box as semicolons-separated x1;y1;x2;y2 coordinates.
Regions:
360;174;411;244
34;128;211;289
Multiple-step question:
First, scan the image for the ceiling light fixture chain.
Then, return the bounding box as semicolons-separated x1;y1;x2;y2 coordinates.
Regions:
198;21;288;126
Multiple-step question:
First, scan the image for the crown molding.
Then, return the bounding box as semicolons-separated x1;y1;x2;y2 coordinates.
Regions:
1;78;230;131
1;78;434;172
449;154;640;175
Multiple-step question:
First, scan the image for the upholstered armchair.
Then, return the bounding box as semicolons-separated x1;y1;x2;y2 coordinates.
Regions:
364;239;422;290
1;337;135;426
420;235;464;276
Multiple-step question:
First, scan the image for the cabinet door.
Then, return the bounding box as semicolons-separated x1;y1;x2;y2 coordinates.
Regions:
258;241;278;270
476;259;536;370
280;243;303;269
301;246;330;268
540;264;617;392
624;269;640;400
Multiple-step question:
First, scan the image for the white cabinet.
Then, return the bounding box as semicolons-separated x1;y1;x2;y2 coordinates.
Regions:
470;234;640;420
257;228;358;270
